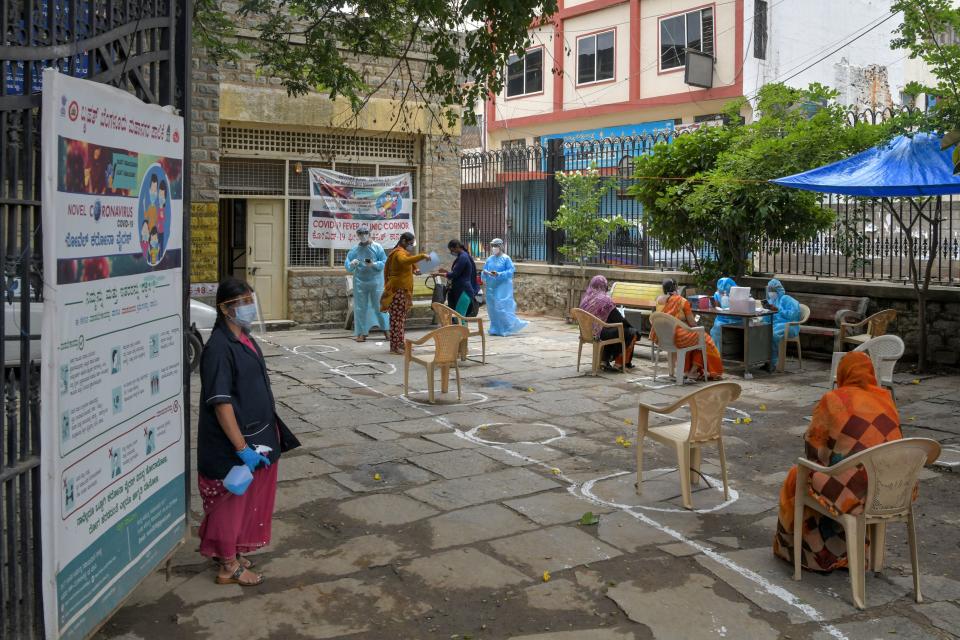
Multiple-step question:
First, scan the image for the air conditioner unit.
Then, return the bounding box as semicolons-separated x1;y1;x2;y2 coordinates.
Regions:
685;49;714;89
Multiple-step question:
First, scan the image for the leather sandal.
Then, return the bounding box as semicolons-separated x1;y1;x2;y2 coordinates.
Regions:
215;564;263;586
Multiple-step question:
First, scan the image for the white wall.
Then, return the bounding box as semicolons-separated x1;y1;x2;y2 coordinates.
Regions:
639;0;739;100
742;0;908;111
493;25;555;122
563;4;632;110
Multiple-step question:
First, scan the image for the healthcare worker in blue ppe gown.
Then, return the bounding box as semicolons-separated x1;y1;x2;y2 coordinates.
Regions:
767;278;801;368
481;238;529;336
709;277;739;353
345;226;389;342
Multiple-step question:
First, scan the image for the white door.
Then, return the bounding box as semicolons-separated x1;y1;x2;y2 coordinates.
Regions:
246;200;285;321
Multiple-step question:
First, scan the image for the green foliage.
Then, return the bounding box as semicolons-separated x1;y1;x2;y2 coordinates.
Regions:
891;0;960;172
545;167;628;277
193;0;560;128
628;83;894;279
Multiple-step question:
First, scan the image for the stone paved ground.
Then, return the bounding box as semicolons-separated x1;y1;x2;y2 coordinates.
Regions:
98;316;960;640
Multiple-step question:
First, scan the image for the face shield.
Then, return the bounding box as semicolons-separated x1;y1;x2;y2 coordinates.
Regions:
219;292;265;336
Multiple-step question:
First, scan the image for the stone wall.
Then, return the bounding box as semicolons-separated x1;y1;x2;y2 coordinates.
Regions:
190;52;221;204
505;261;960;366
418;136;461;249
287;269;350;327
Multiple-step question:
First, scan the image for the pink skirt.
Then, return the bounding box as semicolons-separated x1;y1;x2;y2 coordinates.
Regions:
198;462;278;559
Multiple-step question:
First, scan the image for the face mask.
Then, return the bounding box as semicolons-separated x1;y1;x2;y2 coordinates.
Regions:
358;235;370;245
491;247;501;255
407;240;416;249
450;251;457;257
767;292;779;305
232;303;258;328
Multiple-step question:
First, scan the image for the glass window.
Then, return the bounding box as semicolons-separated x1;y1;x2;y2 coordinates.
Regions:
754;1;768;59
526;49;543;94
660;8;714;71
577;30;615;85
506;48;543;97
577;36;596;85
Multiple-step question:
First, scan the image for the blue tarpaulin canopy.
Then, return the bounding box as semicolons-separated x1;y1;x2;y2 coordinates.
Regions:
772;133;960;197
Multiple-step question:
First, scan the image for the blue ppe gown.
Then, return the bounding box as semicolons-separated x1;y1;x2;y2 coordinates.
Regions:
709;277;739;352
345;242;389;336
481;253;529;336
769;293;801;367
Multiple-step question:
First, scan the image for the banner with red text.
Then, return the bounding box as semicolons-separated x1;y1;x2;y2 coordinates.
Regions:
40;69;186;640
308;168;414;249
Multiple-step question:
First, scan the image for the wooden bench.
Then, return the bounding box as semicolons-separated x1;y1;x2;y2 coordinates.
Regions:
791;293;869;351
344;276;438;330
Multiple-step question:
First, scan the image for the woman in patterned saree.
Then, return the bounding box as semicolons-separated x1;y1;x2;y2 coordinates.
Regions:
651;279;723;380
773;351;904;572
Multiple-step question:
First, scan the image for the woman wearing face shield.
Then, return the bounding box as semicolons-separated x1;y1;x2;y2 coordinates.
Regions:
481;238;528;336
709;277;739;352
766;278;801;369
381;232;428;354
197;277;297;586
345;225;389;342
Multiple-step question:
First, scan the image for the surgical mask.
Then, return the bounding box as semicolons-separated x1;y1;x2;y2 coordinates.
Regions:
407;240;416;249
491;247;502;255
450;251;457;257
232;303;258;328
767;292;779;305
358;235;370;245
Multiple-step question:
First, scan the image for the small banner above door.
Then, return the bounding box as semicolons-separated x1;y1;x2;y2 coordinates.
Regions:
307;168;414;250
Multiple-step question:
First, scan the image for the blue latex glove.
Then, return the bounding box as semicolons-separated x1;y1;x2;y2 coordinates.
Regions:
236;446;270;472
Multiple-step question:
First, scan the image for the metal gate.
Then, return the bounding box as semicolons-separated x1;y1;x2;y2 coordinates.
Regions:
0;1;190;636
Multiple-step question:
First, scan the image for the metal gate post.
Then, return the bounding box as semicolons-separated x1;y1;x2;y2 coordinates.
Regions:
544;139;564;265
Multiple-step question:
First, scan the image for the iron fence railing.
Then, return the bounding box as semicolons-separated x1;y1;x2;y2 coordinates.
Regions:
460;107;957;285
0;0;190;636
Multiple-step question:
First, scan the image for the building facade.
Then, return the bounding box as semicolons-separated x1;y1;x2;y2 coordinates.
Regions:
189;44;461;325
486;0;915;151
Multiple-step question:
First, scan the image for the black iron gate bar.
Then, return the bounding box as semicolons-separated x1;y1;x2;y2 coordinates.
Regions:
460;109;957;285
0;0;190;637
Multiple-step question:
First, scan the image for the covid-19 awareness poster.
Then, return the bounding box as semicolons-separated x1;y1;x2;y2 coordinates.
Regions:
308;168;414;249
40;69;187;640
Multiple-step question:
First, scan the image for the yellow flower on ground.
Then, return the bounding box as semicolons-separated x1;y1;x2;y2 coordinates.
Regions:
373;473;382;481
759;404;767;411
621;440;632;448
615;435;625;445
624;418;633;425
542;571;551;582
551;467;561;475
911;379;921;385
743;417;752;424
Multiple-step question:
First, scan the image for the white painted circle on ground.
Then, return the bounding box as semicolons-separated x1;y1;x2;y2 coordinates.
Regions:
466;422;566;446
580;469;740;514
330;362;397;376
401;391;489;406
293;344;340;355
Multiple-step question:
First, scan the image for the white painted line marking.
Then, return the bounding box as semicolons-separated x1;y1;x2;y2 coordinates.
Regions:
263;337;849;640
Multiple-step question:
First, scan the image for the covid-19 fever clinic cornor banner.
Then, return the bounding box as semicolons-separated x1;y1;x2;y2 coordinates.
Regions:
40;69;187;640
308;168;414;250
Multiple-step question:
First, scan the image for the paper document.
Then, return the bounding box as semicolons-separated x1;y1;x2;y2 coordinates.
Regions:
419;251;441;273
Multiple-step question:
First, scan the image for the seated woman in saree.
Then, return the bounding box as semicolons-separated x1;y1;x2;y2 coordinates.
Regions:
651;278;723;381
578;275;638;371
773;352;904;572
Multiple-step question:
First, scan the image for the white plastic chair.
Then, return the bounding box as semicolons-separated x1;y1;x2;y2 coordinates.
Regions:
793;438;941;610
829;335;904;391
636;382;741;509
649;311;707;385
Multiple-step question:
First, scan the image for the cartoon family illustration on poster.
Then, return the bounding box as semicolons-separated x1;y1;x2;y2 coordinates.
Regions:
138;164;170;267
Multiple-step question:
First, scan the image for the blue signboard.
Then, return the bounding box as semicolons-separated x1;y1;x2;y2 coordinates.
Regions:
541;120;675;170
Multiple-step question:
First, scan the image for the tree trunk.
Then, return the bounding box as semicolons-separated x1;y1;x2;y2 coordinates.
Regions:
917;292;928;372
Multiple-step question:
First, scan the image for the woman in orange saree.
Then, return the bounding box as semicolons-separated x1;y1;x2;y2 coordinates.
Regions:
651;279;723;380
773;352;904;572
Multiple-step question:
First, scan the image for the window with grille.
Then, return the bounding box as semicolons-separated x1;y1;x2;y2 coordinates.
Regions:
506;48;544;97
660;7;714;71
220;159;285;195
221;127;416;161
577;30;615;85
754;1;768;60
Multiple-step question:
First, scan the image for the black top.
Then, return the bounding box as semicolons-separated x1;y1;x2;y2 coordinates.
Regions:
446;251;478;309
197;322;281;479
